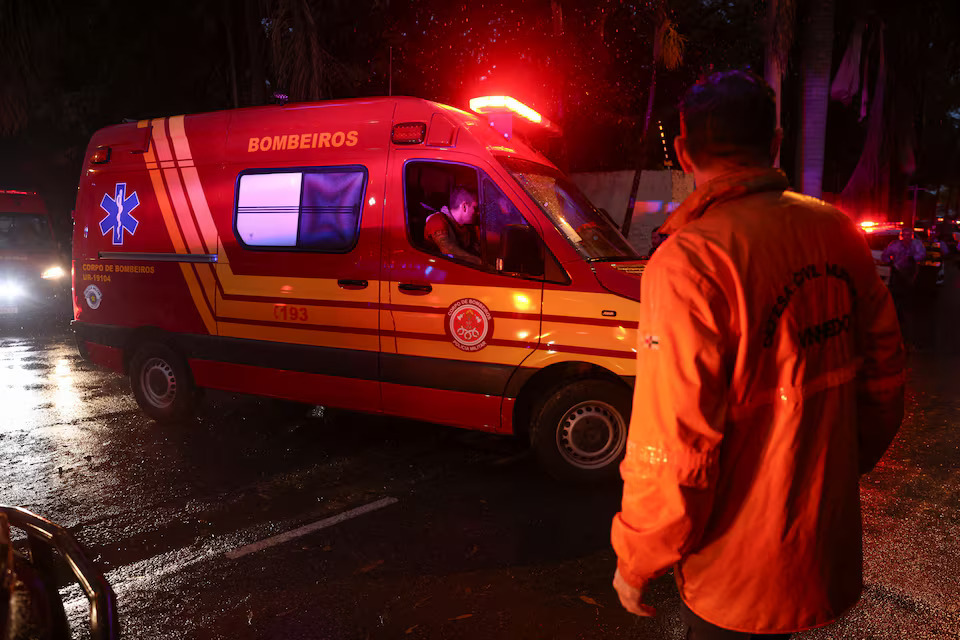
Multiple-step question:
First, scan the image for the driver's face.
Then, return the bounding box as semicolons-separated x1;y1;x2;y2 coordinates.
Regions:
452;198;478;225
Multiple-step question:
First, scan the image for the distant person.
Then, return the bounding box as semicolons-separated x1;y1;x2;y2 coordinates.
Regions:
423;187;481;265
611;70;905;639
881;228;925;295
932;223;953;257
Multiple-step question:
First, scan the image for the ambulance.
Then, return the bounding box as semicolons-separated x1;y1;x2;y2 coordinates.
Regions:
0;190;69;319
72;96;647;482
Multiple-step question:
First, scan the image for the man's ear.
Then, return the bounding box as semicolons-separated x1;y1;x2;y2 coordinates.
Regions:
674;136;696;174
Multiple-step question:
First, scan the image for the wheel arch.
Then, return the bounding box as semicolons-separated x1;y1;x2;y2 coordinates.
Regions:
510;360;633;441
121;326;183;374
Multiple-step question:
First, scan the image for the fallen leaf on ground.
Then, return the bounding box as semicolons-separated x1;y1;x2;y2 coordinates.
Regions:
579;595;603;607
357;559;384;573
449;614;473;621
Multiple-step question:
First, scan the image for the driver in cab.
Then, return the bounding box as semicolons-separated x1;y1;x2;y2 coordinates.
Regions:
424;187;482;265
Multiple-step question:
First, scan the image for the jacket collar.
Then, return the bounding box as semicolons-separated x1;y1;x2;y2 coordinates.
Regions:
660;168;790;235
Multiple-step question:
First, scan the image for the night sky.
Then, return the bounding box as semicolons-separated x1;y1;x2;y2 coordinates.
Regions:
0;0;957;237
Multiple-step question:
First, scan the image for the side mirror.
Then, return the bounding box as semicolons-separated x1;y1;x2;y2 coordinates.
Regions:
499;225;544;277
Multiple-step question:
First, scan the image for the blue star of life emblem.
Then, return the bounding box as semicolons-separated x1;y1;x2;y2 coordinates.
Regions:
99;183;140;245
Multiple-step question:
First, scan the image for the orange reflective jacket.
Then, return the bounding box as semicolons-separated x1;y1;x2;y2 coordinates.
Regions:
611;168;905;634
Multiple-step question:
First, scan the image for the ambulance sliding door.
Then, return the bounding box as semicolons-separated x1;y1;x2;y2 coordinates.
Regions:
382;154;545;431
206;106;389;412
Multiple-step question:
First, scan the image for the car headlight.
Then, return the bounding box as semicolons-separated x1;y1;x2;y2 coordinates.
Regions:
41;266;66;280
0;282;24;299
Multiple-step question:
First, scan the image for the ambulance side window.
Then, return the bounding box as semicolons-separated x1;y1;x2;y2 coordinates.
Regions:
234;166;366;252
403;160;543;278
404;161;478;258
479;176;544;277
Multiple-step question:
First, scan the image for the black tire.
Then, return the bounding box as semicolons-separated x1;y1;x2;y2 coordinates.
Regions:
529;379;631;483
129;342;199;423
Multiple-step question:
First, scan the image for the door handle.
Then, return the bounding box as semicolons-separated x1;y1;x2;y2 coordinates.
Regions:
338;279;368;290
398;283;432;295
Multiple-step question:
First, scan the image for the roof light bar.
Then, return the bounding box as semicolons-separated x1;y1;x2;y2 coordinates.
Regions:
469;96;543;124
860;220;902;233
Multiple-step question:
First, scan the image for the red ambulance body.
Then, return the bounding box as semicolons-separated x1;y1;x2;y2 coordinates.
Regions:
0;190;69;319
72;97;645;482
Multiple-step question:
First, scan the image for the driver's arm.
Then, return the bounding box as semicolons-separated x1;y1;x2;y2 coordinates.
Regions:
428;226;481;265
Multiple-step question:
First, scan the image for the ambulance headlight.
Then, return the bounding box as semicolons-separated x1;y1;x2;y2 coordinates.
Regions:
41;266;66;280
0;282;24;300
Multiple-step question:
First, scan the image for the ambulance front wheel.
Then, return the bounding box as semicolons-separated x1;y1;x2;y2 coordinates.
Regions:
530;379;630;483
130;342;199;423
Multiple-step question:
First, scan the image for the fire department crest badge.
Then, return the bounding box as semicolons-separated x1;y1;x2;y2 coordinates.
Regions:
445;298;494;352
83;284;102;310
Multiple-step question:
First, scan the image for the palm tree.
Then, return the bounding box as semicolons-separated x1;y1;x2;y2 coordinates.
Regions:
0;0;59;135
621;5;685;236
764;0;796;168
796;0;835;198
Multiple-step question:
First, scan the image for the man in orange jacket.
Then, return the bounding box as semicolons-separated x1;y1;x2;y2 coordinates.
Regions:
611;71;905;638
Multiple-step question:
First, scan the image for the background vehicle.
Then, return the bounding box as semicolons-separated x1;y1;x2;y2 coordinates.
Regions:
0;506;117;639
0;190;70;321
860;221;899;287
860;220;945;291
911;223;947;288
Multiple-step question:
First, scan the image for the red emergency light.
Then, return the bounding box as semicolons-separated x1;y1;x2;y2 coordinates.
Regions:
468;95;561;140
469;96;543;124
90;146;111;164
391;122;427;145
859;220;901;233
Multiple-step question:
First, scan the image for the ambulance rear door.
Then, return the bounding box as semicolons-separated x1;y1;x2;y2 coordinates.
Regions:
382;151;550;432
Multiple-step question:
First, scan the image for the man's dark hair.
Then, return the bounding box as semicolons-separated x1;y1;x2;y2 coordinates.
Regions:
678;70;776;167
450;186;476;209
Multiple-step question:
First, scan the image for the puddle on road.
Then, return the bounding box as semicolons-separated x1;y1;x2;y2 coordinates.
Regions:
1;341;84;427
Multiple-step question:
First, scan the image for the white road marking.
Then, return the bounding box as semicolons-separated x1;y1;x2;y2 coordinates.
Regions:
225;497;399;560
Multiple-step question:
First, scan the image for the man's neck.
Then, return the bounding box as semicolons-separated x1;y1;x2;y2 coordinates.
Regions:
445;211;463;228
691;161;772;186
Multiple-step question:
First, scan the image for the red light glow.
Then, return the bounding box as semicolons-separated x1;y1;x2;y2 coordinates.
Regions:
469;96;543;124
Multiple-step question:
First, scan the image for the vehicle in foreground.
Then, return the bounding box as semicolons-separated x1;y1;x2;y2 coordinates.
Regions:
71;95;645;483
0;505;117;639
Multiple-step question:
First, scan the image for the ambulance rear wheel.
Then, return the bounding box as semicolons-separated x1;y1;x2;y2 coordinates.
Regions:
530;379;630;484
130;342;198;423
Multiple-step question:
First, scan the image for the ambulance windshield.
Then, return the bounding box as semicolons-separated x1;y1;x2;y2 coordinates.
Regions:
499;158;639;262
0;214;55;252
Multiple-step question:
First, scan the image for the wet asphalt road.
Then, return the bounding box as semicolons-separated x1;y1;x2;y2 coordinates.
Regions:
1;273;959;639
